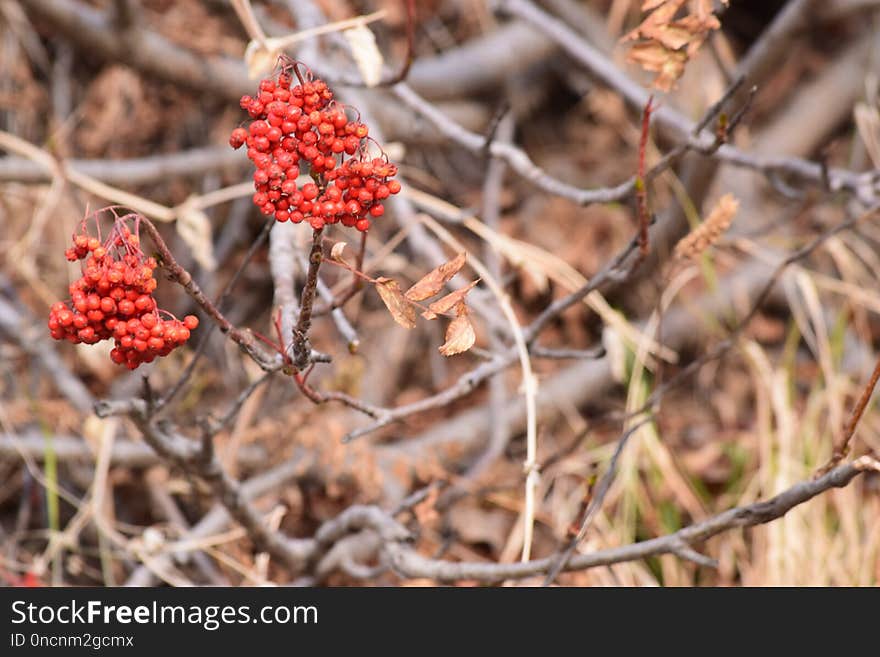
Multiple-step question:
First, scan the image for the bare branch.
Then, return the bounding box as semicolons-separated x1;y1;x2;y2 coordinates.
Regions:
384;460;873;583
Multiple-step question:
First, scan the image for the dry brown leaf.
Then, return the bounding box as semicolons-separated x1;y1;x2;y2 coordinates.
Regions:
422;280;479;320
375;277;416;329
623;0;727;91
405;252;467;301
626;42;687;92
439;303;476;357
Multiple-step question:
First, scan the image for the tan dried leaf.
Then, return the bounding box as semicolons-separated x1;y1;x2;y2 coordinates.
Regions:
375;277;416;329
405;252;467;302
626;42;687;92
422;280;479;320
244;40;279;79
439;303;476;357
330;241;348;262
674;193;739;260
623;0;726;91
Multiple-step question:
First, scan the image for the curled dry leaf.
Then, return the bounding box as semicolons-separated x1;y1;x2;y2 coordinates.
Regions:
627;42;688;92
375;277;416;329
623;0;727;91
422;280;479;320
405;252;467;302
330;241;348;263
439;302;476;357
244;40;279;79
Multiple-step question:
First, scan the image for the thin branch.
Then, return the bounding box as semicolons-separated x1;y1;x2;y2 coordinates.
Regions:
384;459;876;582
530;345;606;360
0;147;244;184
636;96;653;256
819;351;880;473
93;399;314;570
138;218;280;371
291;228;324;371
158;216;277;411
0;432;268;469
543;417;652;586
491;0;880;207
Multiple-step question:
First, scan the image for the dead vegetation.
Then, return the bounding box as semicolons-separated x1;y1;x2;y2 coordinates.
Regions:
1;0;879;587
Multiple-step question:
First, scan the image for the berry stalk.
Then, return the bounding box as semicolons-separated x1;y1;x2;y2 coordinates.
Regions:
291;227;324;370
136;217;277;370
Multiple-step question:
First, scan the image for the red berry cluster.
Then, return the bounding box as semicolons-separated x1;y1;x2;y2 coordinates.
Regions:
230;59;401;232
48;215;199;370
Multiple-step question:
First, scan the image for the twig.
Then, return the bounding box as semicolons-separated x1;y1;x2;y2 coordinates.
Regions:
0;297;94;414
137;218;279;371
384;459;874;582
466;111;514;482
543;417;652;586
308;261;360;352
93;399;314;570
0;147;244;184
636;96;653;257
413;214;539;562
158;216;277;411
819;352;880;473
530;345;606;360
0;432;268;469
490;0;880;207
291;228;324;371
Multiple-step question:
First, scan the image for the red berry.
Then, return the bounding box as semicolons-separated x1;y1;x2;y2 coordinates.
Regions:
230;127;248;149
302;183;318;201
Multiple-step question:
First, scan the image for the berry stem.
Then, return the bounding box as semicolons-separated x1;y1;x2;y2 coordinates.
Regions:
291;227;324;370
137;217;277;370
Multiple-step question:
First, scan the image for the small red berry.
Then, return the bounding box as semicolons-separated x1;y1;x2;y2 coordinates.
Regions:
230;127;248;149
302;183;318;201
